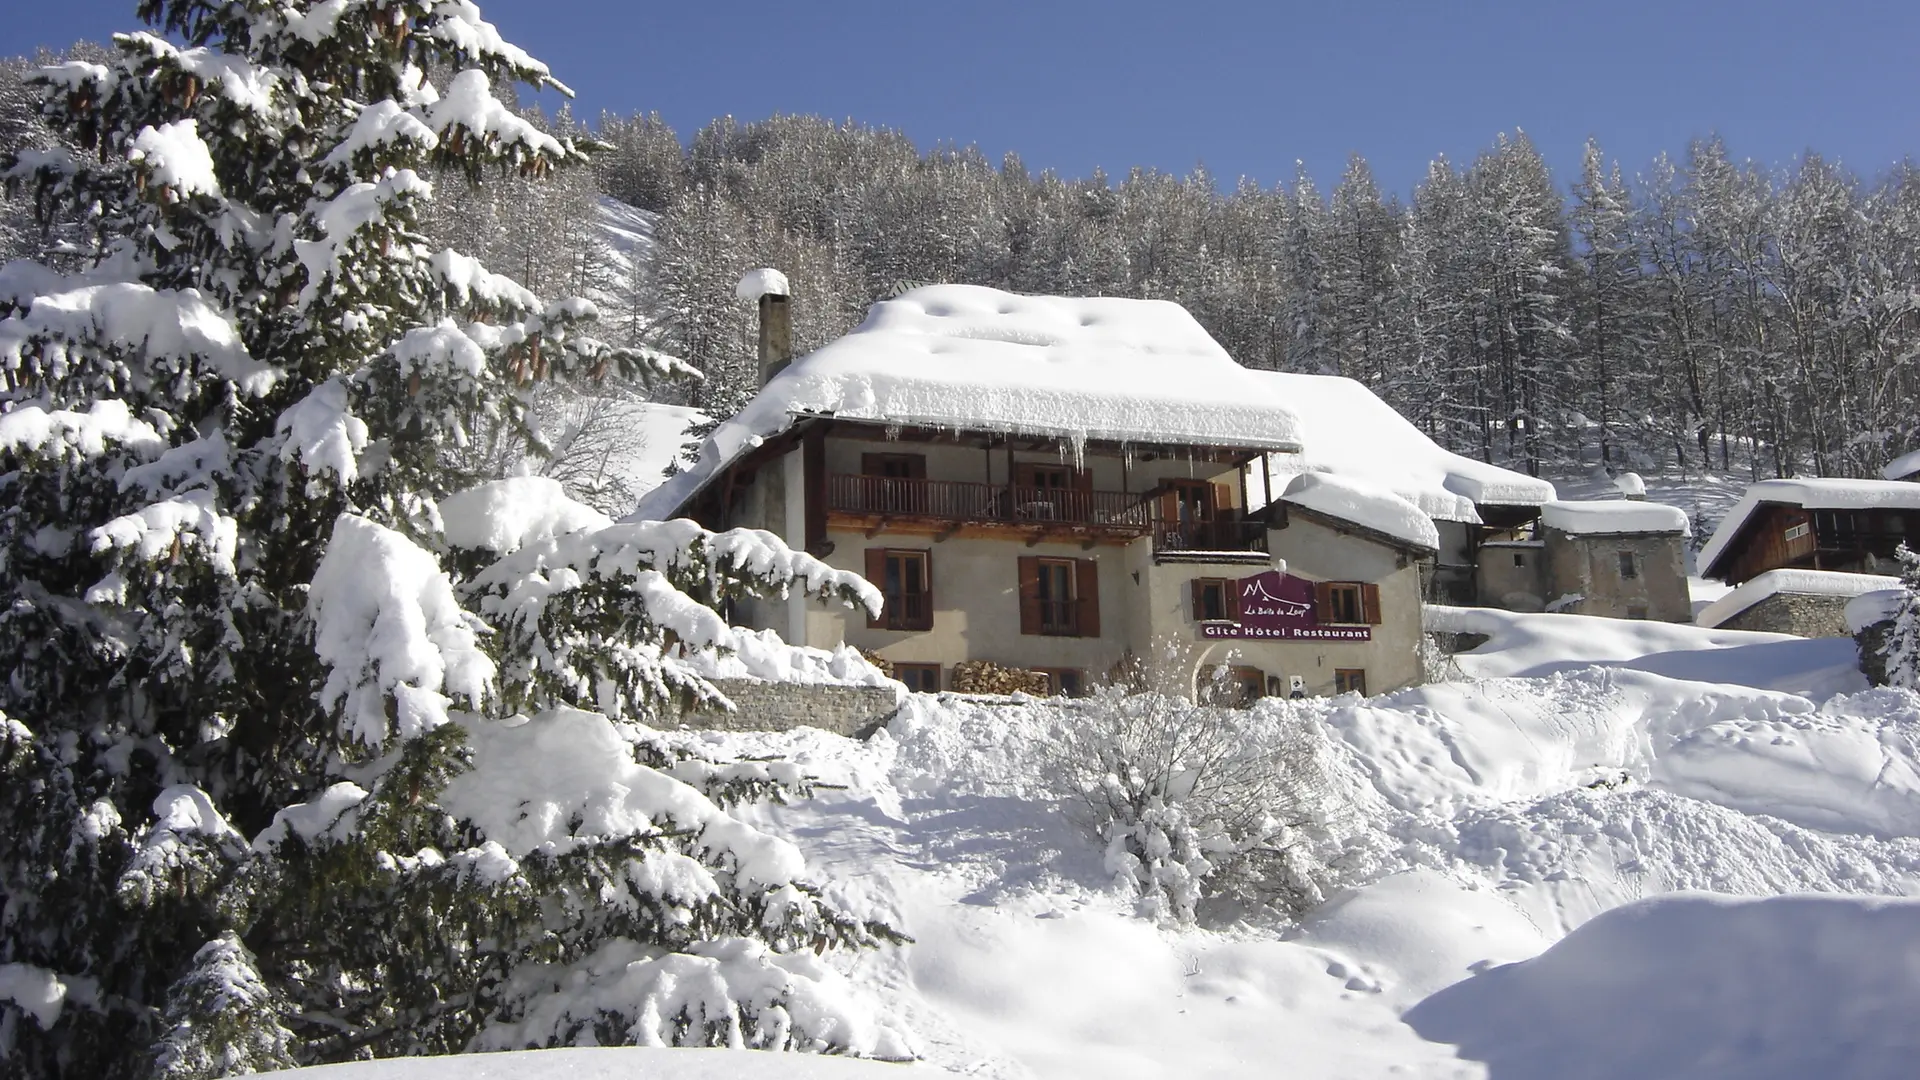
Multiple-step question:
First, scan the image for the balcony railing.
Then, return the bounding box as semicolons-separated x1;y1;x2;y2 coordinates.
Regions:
1151;519;1269;555
826;473;1268;554
827;474;1154;530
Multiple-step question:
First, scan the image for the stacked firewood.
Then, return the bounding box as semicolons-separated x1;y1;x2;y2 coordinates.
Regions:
950;659;1051;696
860;649;895;679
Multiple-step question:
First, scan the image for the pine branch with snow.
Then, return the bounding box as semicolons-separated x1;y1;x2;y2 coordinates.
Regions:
0;4;903;1075
1884;544;1920;691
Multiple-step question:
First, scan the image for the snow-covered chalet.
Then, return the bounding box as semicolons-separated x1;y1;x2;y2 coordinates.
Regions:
1694;478;1920;635
641;280;1433;700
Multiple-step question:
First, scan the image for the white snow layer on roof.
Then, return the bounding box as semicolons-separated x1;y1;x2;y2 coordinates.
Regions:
1845;589;1906;634
734;267;790;300
1884;448;1920;480
1281;471;1439;551
1699;478;1920;574
637;285;1302;520
1695;568;1901;629
1252;371;1554;523
1539;499;1690;537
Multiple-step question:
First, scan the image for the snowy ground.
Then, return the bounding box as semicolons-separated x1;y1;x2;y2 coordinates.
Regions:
267;611;1920;1079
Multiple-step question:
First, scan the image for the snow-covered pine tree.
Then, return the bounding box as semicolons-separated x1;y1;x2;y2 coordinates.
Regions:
1885;544;1920;690
0;4;906;1076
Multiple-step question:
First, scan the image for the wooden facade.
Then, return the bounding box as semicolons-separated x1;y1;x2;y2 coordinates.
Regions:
1709;501;1920;585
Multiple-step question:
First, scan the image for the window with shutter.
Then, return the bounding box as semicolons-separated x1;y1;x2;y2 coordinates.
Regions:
867;548;932;631
1075;558;1100;638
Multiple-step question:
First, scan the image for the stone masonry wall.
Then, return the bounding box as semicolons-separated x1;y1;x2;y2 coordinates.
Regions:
1716;593;1853;638
679;678;903;737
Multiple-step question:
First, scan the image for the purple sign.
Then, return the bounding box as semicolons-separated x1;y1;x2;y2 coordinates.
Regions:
1198;570;1371;641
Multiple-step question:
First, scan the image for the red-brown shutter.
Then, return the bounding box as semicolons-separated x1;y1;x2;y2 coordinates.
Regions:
1018;556;1042;635
1228;576;1245;620
1190;578;1206;621
1362;583;1383;625
1075;558;1100;638
1313;581;1334;623
1213;482;1234;514
915;552;935;631
864;548;887;629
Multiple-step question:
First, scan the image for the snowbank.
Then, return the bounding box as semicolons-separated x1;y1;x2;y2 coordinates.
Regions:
1699;477;1920;576
1252;370;1554;523
257;1047;911;1078
1424;604;1863;696
1694;568;1899;630
1846;588;1905;634
1280;471;1439;551
1406;893;1920;1080
639;286;1302;520
1538;498;1689;536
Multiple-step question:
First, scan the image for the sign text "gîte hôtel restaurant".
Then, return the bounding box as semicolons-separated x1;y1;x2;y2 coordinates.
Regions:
1198;570;1372;642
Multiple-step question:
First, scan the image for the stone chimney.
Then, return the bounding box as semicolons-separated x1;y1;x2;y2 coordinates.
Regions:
736;268;792;386
1614;471;1647;501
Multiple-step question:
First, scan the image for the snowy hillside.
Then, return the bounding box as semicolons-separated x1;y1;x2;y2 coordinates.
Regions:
259;613;1920;1079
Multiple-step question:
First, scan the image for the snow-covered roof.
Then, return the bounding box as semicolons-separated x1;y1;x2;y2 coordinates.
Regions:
1698;478;1920;577
1539;499;1690;537
1883;448;1920;481
1249;371;1555;525
1280;472;1439;552
1844;589;1905;635
638;285;1302;520
1695;568;1900;629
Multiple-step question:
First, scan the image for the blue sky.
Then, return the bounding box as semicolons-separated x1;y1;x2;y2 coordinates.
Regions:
11;1;1918;196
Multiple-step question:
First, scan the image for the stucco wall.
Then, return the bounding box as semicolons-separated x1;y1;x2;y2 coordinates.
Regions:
1476;541;1548;611
1715;593;1853;638
1543;529;1690;622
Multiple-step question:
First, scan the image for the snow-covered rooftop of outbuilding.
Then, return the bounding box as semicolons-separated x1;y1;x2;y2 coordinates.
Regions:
1539;499;1691;537
1883;448;1920;481
1698;478;1920;576
1280;472;1440;552
1248;371;1555;525
638;285;1303;520
1844;589;1905;635
1695;568;1900;629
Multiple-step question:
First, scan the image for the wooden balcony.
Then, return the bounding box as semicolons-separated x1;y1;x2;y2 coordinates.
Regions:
825;473;1266;555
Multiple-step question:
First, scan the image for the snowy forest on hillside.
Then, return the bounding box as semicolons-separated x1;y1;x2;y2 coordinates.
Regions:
10;46;1920;483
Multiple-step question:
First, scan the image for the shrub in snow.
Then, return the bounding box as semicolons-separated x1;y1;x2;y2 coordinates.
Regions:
1885;544;1920;691
1044;688;1352;924
0;5;904;1077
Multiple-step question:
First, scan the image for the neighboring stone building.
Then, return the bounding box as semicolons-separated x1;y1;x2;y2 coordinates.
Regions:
641;281;1432;702
1537;501;1691;621
1694;569;1900;637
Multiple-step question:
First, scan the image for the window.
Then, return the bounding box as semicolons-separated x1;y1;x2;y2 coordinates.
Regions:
893;663;941;694
1313;581;1382;625
1035;667;1086;698
1327;583;1364;624
1617;551;1638;580
1201;665;1265;708
1036;558;1077;634
1334;669;1368;696
865;548;932;631
1191;577;1233;621
1019;556;1099;637
1513;552;1526;567
1784;522;1810;542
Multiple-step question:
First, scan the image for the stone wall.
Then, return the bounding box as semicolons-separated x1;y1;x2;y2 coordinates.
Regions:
680;679;902;737
1716;593;1854;638
1542;528;1692;623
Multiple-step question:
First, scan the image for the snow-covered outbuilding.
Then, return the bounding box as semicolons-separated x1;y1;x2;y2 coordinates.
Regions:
1695;568;1901;637
1698;478;1920;586
641;282;1432;701
1884;448;1920;484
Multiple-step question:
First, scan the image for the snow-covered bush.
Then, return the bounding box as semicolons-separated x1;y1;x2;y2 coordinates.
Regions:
0;5;905;1077
1044;689;1352;924
1885;544;1920;690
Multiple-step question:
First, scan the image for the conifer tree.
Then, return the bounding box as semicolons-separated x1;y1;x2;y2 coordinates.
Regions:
1885;545;1920;691
0;4;906;1076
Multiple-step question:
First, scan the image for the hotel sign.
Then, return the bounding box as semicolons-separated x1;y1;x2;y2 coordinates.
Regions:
1198;570;1371;642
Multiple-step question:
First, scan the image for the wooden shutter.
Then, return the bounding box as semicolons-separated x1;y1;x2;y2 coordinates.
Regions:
1213;482;1234;514
1075;558;1100;638
1018;556;1042;635
1190;579;1207;620
1361;583;1383;625
1228;576;1245;620
915;552;934;631
1313;581;1334;623
864;548;887;629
